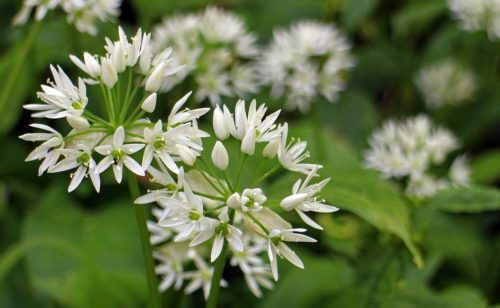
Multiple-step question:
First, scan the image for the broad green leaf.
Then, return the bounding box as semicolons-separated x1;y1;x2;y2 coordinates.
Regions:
428;186;500;213
259;257;354;308
471;149;500;184
21;184;147;306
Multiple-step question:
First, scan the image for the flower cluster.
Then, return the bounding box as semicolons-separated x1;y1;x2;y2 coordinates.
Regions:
20;26;209;192
415;59;477;109
448;0;500;39
13;0;121;35
258;21;354;113
139;99;337;298
152;7;259;105
363;115;470;198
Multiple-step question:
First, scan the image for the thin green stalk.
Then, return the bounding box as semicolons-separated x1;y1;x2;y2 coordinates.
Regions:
234;154;248;190
0;21;41;122
205;209;235;308
250;164;280;188
126;172;161;308
199;157;231;195
119;69;135;122
107;87;117;125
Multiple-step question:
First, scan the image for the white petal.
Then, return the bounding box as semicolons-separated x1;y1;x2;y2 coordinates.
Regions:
211;235;225;262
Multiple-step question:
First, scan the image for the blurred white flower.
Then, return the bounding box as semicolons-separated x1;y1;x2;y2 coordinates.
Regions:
364;115;470;198
448;0;500;39
415;59;477;109
13;0;121;35
258;21;355;112
152;6;260;105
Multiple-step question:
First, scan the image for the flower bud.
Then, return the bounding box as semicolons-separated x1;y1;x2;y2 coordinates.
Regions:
67;115;90;130
280;193;308;211
112;43;127;73
263;139;280;158
101;58;118;88
213;106;230;140
145;63;165;92
227;193;241;209
211;141;229;170
176;144;196;166
241;128;256;155
141;92;157;113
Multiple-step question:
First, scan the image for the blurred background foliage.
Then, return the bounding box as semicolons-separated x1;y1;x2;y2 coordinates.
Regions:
0;0;499;307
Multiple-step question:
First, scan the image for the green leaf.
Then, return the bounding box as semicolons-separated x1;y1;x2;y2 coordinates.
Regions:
259;257;354;308
471;149;500;184
20;183;147;306
428;186;500;213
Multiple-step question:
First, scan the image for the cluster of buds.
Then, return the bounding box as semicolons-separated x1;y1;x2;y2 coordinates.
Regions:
138;100;337;298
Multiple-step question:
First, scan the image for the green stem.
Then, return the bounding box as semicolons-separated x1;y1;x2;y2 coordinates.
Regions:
205;209;235;308
126;172;161;308
234;154;248;190
250;164;280;187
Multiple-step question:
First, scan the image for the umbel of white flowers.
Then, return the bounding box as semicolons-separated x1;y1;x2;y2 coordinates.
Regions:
152;6;260;105
13;0;121;35
448;0;500;40
415;58;477;109
258;21;355;113
363;115;470;198
20;26;209;192
137;99;338;299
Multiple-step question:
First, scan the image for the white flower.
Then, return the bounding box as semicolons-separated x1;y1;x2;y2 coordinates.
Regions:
364;115;468;198
281;167;337;230
142;120;181;173
152;7;260;105
70;52;101;78
95;126;145;183
158;182;216;242
49;145;100;192
135;166;184;205
153;242;189;292
267;228;316;281
25;65;88;119
227;188;267;212
258;21;354;112
278;124;321;175
13;0;121;35
415;59;476;109
190;208;244;262
184;251;227;299
20;124;64;176
448;0;500;39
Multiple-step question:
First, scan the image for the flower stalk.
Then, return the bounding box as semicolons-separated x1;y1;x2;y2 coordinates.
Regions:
127;172;161;308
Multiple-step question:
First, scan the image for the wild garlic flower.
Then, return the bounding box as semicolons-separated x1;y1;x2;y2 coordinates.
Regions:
139;99;334;299
21;26;209;193
364;115;471;198
258;21;355;112
13;0;121;35
152;6;260;105
448;0;500;39
415;59;477;109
